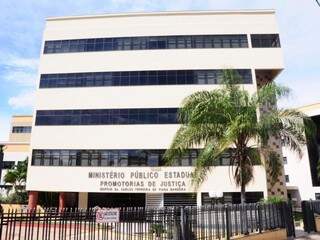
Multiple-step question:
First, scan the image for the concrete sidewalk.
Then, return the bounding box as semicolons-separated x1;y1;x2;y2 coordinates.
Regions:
293;228;320;239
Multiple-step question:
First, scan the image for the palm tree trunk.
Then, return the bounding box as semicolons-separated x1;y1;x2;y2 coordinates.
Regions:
241;182;246;204
241;182;249;234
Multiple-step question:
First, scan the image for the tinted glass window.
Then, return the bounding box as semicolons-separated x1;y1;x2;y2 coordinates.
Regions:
35;108;178;126
3;161;15;169
31;149;198;167
44;35;248;54
285;175;290;183
251;34;281;48
12;126;32;133
40;69;252;88
31;148;260;167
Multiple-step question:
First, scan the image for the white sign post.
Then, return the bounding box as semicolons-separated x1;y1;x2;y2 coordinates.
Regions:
96;208;120;223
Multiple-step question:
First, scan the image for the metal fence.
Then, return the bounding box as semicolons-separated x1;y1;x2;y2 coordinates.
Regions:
302;200;320;233
0;203;294;240
183;203;295;239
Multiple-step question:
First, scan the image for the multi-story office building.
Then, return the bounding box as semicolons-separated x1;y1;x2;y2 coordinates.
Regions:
0;115;32;194
283;103;320;208
26;10;286;209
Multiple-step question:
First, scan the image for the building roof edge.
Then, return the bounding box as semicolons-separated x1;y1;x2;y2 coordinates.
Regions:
46;9;276;21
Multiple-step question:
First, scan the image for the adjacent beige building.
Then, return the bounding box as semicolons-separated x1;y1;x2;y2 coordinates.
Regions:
0;115;32;193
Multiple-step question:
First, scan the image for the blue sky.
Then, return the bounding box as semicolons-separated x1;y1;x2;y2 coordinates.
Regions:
0;0;319;140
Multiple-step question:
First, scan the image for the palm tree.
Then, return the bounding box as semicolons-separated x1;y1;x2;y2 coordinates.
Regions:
164;70;314;203
4;158;28;193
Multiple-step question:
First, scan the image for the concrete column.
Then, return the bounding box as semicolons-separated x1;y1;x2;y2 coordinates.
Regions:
78;192;88;209
28;191;38;210
59;192;66;211
197;192;202;206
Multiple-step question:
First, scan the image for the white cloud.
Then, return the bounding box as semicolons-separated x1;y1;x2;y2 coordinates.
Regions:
0;54;38;87
4;71;38;87
8;91;35;109
5;55;38;70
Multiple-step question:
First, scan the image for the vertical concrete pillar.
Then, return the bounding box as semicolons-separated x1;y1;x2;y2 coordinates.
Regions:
256;72;288;200
197;192;202;207
59;192;66;211
28;191;38;210
78;192;88;209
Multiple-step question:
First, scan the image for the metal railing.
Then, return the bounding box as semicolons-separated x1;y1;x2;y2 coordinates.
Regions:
0;203;294;240
302;200;320;233
183;203;294;239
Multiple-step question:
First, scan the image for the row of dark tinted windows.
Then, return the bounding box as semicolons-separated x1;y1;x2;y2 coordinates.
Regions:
163;193;197;206
43;35;248;53
39;69;252;88
201;192;264;204
3;161;15;169
31;149;237;167
35;108;178;126
251;34;281;48
12;126;32;133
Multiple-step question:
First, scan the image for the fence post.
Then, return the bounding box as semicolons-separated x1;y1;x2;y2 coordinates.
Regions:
310;200;317;232
288;201;296;238
257;203;262;233
302;201;309;233
225;204;230;240
280;202;287;229
302;200;315;233
0;207;3;238
180;208;186;240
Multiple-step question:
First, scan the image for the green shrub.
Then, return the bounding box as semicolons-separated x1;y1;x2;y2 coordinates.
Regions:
0;191;28;204
150;223;166;237
260;196;285;204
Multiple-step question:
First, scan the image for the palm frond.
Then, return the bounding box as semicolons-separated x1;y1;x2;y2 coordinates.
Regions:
179;90;230;125
255;82;290;106
192;137;233;188
164;124;221;165
259;109;314;158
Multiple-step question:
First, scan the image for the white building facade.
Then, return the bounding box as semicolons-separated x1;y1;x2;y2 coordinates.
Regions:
26;10;286;208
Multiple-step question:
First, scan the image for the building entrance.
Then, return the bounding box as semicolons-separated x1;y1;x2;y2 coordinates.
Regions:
87;193;145;208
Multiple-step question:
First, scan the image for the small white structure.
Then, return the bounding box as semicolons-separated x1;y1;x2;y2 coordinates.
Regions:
283;103;320;209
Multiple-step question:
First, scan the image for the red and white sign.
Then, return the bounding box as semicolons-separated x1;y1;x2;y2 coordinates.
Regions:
96;208;120;223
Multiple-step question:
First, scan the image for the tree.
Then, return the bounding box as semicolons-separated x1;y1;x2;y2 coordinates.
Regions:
164;70;314;203
4;158;28;193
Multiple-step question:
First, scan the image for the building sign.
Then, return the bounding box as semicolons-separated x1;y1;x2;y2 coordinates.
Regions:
88;168;194;193
96;208;120;223
27;166;267;194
